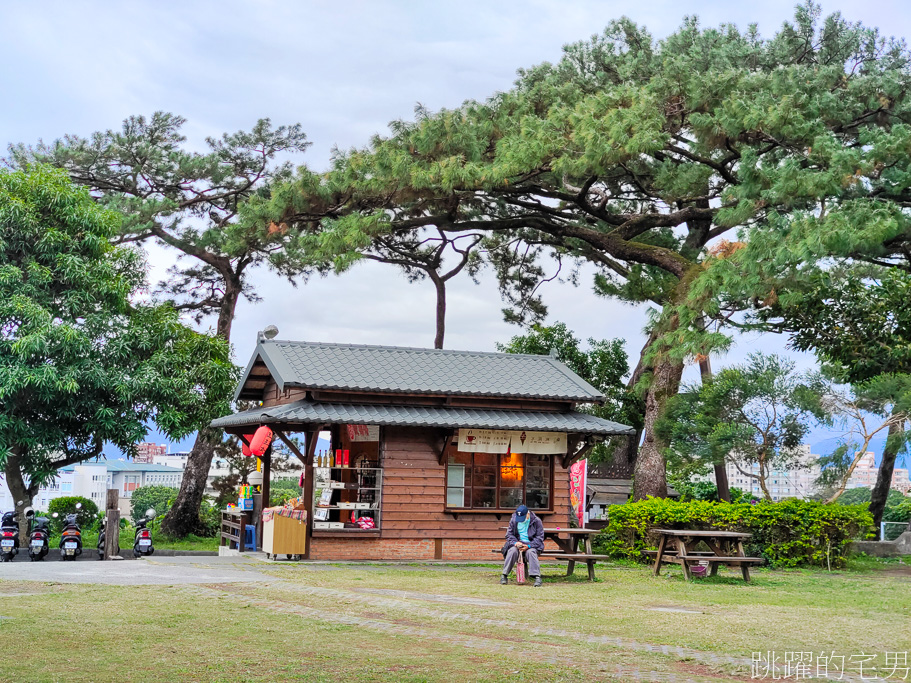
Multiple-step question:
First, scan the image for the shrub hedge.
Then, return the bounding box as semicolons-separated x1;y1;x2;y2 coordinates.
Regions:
592;498;873;568
47;496;99;533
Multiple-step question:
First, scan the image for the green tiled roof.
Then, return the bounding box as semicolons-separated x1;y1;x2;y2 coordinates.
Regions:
236;340;606;402
210;399;635;436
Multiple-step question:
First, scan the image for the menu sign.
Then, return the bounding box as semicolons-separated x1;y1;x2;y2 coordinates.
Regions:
457;429;567;454
347;424;380;442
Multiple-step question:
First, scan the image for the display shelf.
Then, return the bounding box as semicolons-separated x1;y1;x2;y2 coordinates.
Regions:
312;460;382;531
315;506;377;510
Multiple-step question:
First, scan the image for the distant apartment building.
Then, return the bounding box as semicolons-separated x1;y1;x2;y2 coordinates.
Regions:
133;442;168;464
846;452;911;494
0;460;183;517
722;445;821;501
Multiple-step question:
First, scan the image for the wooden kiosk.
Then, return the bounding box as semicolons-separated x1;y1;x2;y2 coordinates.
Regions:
211;335;634;561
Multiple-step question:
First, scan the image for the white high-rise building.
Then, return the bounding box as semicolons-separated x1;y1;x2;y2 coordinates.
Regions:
724;445;821;501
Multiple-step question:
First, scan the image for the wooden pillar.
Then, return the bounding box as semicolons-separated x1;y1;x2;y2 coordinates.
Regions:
262;447;272;512
103;488;120;560
302;431;317;560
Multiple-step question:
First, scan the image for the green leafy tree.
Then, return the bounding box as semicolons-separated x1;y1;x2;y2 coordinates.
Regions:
130;486;178;524
757;268;911;525
259;4;911;499
269;479;303;507
210;427;300;508
0;166;235;543
47;496;99;534
816;374;911;503
8;112;309;537
660;353;830;500
496;322;634;464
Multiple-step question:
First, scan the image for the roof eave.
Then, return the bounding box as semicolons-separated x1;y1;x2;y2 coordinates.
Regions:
232;342;288;403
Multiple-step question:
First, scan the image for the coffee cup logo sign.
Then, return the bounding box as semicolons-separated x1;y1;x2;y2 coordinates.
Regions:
457;429;567;454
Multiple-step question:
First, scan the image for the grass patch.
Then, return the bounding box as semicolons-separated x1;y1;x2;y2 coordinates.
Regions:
0;559;908;681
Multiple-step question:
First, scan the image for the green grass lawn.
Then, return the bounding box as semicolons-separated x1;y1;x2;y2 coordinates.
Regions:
0;557;907;682
46;530;219;552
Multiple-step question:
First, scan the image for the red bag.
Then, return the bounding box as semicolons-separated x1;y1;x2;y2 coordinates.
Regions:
516;550;526;585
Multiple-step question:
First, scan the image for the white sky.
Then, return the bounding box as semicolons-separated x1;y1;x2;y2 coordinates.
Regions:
3;1;908;454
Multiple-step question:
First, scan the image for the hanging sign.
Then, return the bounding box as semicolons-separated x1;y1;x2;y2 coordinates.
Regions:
515;430;567;454
457;429;567;454
346;424;380;442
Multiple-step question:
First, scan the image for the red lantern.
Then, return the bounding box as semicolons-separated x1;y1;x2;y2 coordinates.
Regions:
241;434;255;457
249;425;274;457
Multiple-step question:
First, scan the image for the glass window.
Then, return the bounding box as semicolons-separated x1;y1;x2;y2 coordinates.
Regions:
445;451;552;511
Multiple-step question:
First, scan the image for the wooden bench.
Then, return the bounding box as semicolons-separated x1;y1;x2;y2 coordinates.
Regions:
650;529;763;581
491;549;611;581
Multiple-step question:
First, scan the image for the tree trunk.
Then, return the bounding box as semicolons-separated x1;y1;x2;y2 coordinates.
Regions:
607;330;656;476
869;417;905;528
632;352;684;500
430;272;446;349
697;353;730;502
826;434;876;504
160;426;220;537
161;279;240;538
3;447;39;546
215;279;241;341
757;455;772;501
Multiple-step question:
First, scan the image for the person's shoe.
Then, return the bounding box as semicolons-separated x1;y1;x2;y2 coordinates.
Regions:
500;575;508;585
533;576;543;588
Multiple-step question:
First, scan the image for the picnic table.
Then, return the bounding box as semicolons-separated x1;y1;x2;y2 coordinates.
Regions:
648;529;763;582
499;526;608;581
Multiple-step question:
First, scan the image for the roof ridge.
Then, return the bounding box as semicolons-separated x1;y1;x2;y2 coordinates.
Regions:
264;339;556;360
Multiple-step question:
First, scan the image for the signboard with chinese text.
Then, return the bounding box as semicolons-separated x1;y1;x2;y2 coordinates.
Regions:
457;429;567;454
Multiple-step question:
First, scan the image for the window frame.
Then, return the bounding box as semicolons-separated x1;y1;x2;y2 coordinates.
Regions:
444;449;555;514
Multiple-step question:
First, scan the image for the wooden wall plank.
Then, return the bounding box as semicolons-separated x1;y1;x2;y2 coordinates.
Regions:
377;426;572;538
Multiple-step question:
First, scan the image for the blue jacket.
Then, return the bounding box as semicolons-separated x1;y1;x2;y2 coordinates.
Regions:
505;511;544;552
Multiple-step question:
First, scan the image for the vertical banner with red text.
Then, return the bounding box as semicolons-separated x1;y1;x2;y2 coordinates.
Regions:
569;459;587;527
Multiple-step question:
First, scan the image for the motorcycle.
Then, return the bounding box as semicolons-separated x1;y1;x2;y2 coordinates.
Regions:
132;508;156;558
55;502;83;561
0;504;21;562
26;508;50;562
97;512;120;560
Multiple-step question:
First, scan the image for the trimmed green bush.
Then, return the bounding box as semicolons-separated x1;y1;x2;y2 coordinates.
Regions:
47;496;99;533
130;486;178;524
592;498;873;568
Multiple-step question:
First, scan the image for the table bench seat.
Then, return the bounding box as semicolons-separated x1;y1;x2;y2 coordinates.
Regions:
650;528;760;581
539;553;610;560
677;555;763;563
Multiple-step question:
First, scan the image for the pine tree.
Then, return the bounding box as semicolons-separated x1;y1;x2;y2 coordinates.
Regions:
260;4;911;498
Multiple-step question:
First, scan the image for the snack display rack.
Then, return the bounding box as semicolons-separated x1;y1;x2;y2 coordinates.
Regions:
313;463;382;531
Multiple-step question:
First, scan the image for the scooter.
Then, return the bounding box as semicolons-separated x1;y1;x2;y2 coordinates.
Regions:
55;502;83;561
97;512;120;560
0;506;20;562
132;508;156;558
26;508;50;562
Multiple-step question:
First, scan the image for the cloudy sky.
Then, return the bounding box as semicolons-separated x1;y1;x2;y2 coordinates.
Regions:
3;1;908;454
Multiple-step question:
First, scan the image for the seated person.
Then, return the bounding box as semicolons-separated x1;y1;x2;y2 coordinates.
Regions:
500;504;544;588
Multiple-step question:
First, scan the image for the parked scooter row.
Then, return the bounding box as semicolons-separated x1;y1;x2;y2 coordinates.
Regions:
1;502;156;561
98;507;156;559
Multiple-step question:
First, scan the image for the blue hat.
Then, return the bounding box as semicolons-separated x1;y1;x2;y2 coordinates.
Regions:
515;505;528;520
